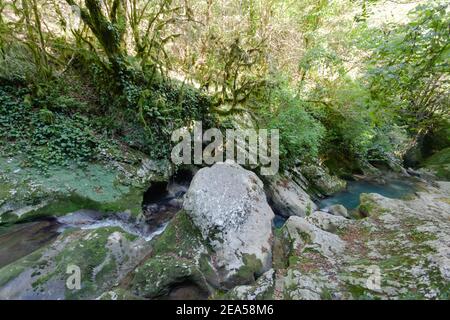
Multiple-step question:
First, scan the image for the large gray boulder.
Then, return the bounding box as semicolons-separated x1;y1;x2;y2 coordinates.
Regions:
301;164;347;196
183;161;274;285
265;174;317;217
275;181;450;300
327;204;349;218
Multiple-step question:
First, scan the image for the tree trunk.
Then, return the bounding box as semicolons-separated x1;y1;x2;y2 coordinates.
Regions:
65;0;131;88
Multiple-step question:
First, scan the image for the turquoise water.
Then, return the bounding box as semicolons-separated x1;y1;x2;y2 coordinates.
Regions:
273;177;418;227
273;178;417;227
273;215;286;228
318;179;417;210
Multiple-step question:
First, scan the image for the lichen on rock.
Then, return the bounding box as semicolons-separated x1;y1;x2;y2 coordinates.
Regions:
0;226;151;299
0;153;171;224
183;161;274;286
275;181;450;300
129;210;217;299
265;173;316;217
300;164;347;196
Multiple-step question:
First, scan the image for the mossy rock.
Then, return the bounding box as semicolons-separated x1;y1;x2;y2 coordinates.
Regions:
300;164;347;196
151;210;206;256
97;288;144;300
357;193;389;217
421;147;450;180
0;226;150;299
226;254;264;288
0;155;170;224
128;211;218;299
130;254;210;299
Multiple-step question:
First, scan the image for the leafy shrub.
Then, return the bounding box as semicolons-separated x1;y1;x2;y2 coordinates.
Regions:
79;59;215;160
0;44;39;84
259;85;325;167
271;105;325;167
0;86;97;171
366;1;450;135
303;77;408;170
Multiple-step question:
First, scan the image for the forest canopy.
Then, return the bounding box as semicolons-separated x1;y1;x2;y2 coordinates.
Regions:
0;0;448;174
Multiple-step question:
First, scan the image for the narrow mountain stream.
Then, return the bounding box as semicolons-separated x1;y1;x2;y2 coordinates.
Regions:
317;176;419;210
273;174;421;228
0;170;194;269
0;170;420;270
0;218;60;268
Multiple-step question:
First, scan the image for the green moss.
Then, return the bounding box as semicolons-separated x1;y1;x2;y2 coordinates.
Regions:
408;229;437;243
358;202;374;217
129;211;214;298
437;197;450;205
346;283;377;300
95;258;118;285
31;270;55;291
398;291;426;300
24;226;136;299
272;235;288;270
288;255;299;267
400;193;416;201
0;156;151;224
320;287;333;300
397;262;450;300
21;193;106;222
358;194;388;217
421;147;450;180
100;186;144;216
0;248;44;287
152;210;205;257
0;180;14;204
130;254;206;298
1;186;145;225
220;274;275;300
337;220;446;300
298;230;312;243
198;254;217;284
423;147;450;166
231;254;263;285
306;203;312;216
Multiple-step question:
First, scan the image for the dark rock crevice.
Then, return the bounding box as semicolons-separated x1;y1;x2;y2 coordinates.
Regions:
141;168;195;231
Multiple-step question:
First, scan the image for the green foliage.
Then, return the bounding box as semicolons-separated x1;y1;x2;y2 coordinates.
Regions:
298;45;343;78
0;0;447;177
422;147;450;180
38;108;55;124
0;44;40;84
366;1;450;135
270;105;324;166
33;86;87;113
0;86;97;171
131;81;215;159
260;84;325;167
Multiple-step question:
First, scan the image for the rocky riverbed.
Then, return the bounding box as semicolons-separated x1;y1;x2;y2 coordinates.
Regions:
0;160;448;300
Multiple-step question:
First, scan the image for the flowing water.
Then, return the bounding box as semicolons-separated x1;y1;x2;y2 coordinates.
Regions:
0;211;168;269
273;175;419;228
0;174;192;269
318;177;418;210
0;170;419;269
0;218;61;268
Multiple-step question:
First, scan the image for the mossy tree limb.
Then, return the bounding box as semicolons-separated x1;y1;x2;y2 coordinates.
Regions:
65;0;131;86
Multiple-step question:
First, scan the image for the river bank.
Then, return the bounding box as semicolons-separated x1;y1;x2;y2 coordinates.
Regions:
0;161;448;300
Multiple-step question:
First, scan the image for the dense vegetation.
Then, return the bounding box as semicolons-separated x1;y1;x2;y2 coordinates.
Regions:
0;0;448;175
